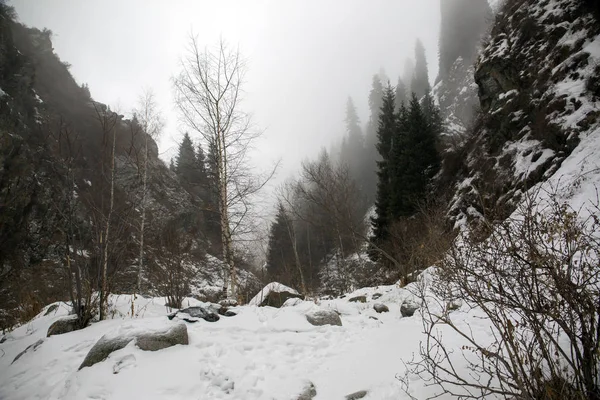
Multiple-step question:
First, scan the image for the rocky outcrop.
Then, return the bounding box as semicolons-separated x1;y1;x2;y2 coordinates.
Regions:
306;310;343;327
79;323;188;369
446;0;600;228
249;282;303;308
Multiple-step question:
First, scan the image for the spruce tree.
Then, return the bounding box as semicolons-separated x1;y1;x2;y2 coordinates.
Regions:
370;84;396;242
175;132;196;184
411;39;430;99
266;203;297;286
421;89;444;138
395;77;408;111
364;75;385;203
388;94;440;218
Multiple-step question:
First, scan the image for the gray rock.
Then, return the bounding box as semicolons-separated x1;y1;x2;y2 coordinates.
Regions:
47;314;80;337
447;299;463;311
346;390;368;399
348;295;367;303
373;303;389;313
295;381;317;400
79;336;133;370
12;339;44;364
400;300;420;317
371;293;382;300
79;323;188;370
136;324;189;351
44;304;59;316
170;306;220;323
306;310;342;327
0;335;7;344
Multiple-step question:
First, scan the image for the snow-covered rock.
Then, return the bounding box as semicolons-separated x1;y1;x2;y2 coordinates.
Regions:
373;303;389;313
400;300;420;317
248;282;303;307
46;314;80;337
305;310;343;327
79;323;188;369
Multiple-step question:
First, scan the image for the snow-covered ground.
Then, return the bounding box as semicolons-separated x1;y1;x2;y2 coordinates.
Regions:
0;281;481;400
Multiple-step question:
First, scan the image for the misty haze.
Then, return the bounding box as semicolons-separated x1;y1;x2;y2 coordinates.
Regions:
1;0;600;399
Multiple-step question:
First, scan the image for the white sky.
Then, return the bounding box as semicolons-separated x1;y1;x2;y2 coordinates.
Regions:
11;0;441;198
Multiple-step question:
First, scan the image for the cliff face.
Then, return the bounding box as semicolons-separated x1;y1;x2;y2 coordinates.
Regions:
446;0;600;227
434;0;492;137
0;10;259;328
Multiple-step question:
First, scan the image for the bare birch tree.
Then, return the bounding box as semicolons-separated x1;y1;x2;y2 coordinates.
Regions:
133;89;163;294
173;36;276;300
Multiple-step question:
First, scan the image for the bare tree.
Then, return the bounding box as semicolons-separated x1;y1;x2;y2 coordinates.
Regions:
173;35;276;300
132;89;163;294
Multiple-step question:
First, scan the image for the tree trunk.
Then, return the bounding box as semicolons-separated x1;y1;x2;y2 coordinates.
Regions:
137;133;148;294
100;124;116;320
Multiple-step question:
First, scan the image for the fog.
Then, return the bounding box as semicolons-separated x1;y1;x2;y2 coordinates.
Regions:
11;0;440;191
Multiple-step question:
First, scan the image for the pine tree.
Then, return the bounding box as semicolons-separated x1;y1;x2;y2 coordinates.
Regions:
421;89;444;138
370;84;396;242
395;77;408;111
411;39;430;99
388;94;440;218
175;132;196;184
341;97;366;196
266;203;298;287
363;75;385;204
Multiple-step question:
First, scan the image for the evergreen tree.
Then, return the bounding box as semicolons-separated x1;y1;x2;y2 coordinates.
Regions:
340;97;366;197
411;39;430;99
421;89;444;138
370;84;396;242
169;158;175;172
175;132;196;184
388;94;440;218
363;75;385;204
395;77;408;111
266;203;297;286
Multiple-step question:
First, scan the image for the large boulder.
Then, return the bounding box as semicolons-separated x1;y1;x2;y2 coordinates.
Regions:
400;300;420;317
47;314;80;337
306;310;342;327
249;282;303;308
79;323;188;370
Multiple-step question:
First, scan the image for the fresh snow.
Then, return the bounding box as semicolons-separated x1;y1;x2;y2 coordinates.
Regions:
0;281;494;400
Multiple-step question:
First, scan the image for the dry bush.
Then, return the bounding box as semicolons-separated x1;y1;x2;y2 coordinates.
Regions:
387;201;454;286
403;188;600;399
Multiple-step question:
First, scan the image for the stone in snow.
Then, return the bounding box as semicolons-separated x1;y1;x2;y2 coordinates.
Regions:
295;381;317;400
47;314;80;337
348;295;367;303
79;323;188;370
371;293;383;300
169;306;220;323
346;390;368;399
12;339;44;364
373;303;389;313
401;300;420;317
249;282;303;308
306;310;342;327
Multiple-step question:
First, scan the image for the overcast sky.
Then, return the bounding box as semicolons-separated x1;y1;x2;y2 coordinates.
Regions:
11;0;441;197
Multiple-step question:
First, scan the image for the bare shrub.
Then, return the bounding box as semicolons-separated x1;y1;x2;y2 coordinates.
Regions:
404;188;600;399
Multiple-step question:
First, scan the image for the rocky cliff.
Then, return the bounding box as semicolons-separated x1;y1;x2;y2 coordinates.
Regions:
445;0;600;227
